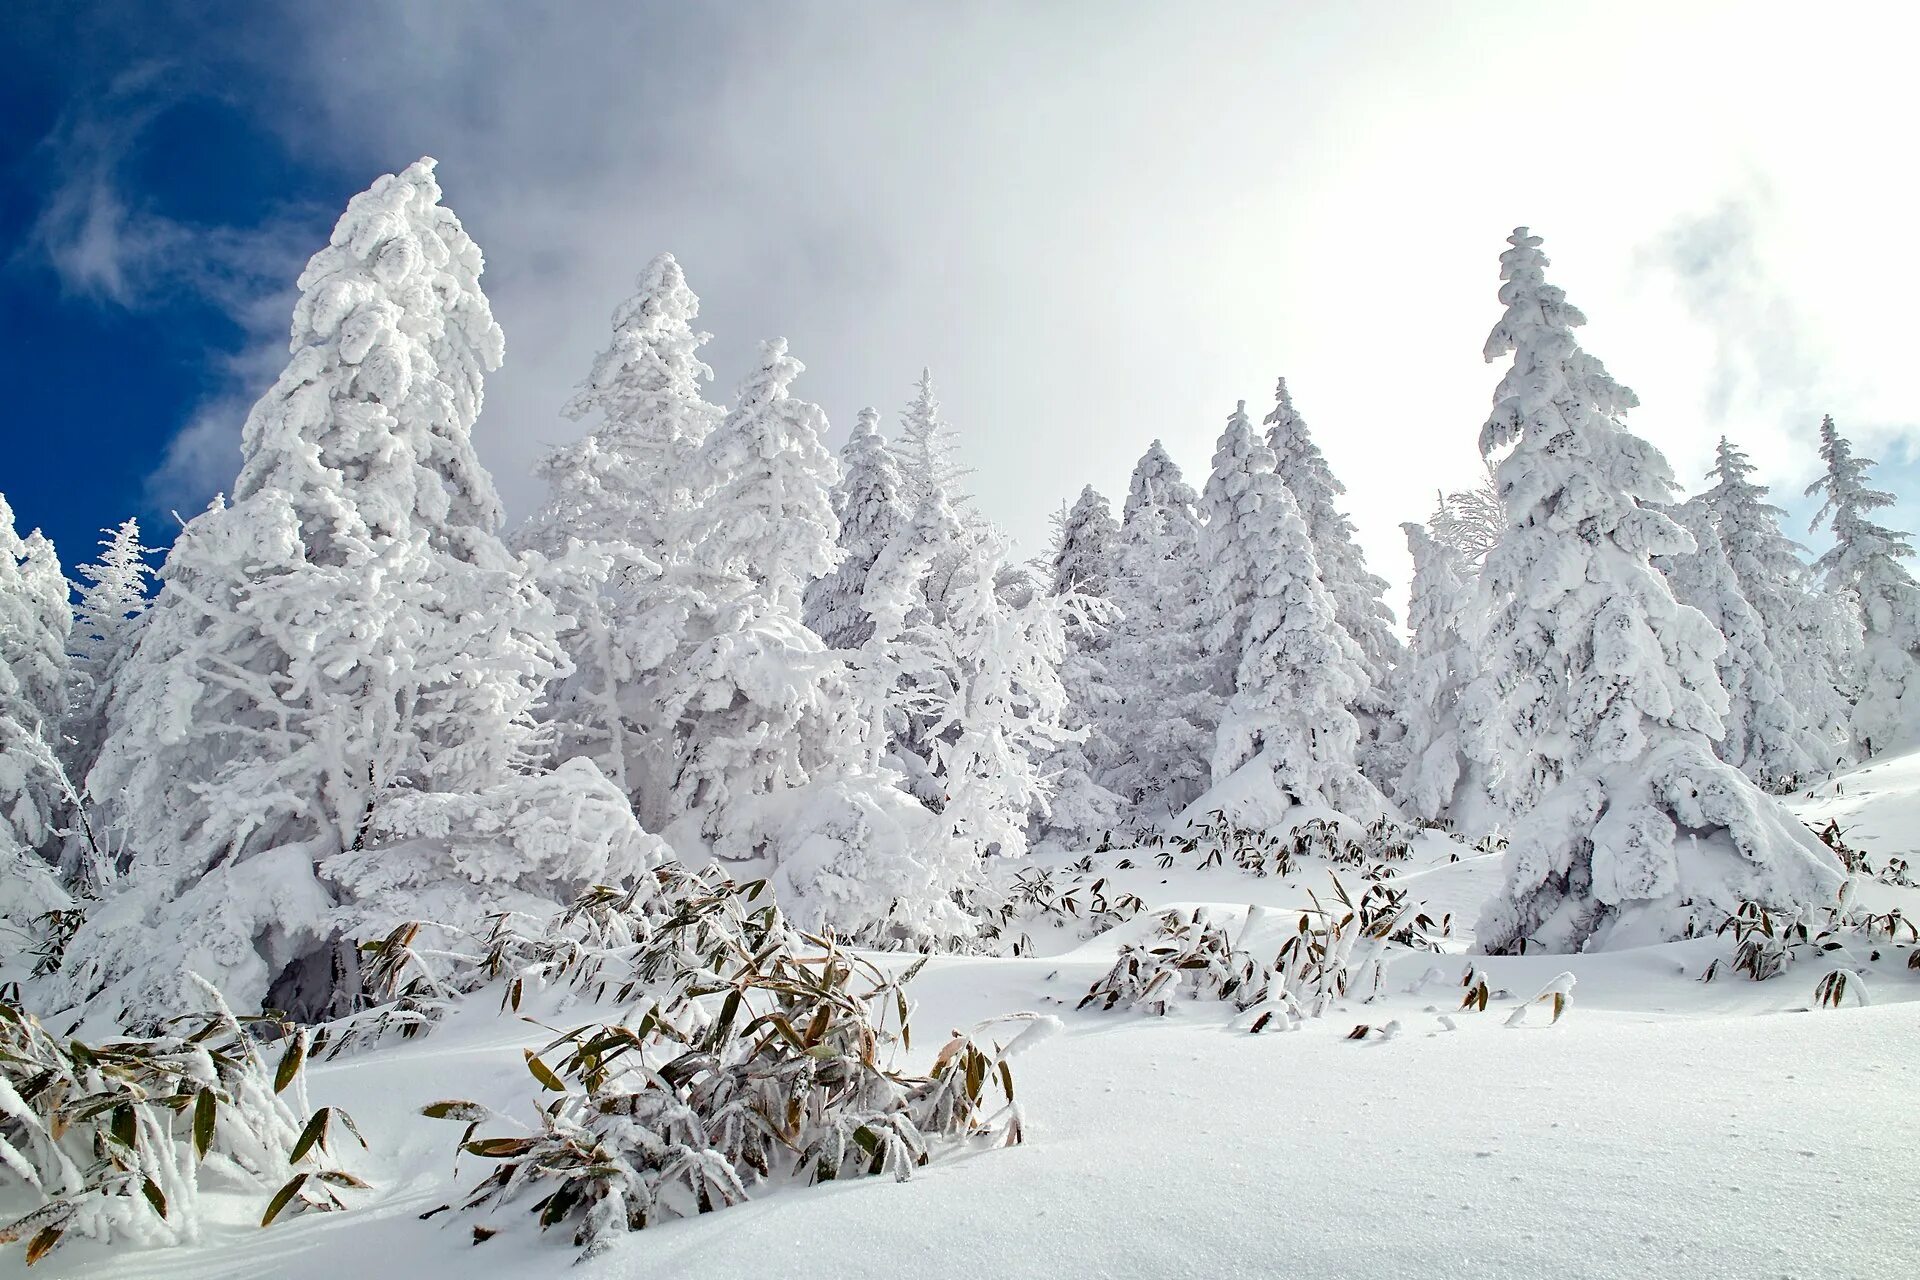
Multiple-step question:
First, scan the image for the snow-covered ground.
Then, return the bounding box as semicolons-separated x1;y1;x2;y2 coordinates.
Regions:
14;765;1920;1280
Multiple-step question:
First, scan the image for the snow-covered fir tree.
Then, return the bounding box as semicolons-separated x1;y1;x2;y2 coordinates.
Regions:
516;254;726;802
1263;377;1404;681
55;159;650;1024
0;493;75;935
1655;501;1822;789
1465;228;1838;953
895;369;977;519
1392;521;1482;826
1203;403;1382;819
523;252;722;562
1103;440;1216;817
1806;414;1920;756
656;337;871;852
64;518;153;801
1429;465;1504;570
1037;486;1125;848
1698;435;1852;765
804;407;911;650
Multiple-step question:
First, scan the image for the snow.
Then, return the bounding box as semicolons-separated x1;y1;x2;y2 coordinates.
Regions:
16;751;1918;1278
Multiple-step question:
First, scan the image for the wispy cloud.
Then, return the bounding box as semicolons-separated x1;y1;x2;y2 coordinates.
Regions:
23;65;314;509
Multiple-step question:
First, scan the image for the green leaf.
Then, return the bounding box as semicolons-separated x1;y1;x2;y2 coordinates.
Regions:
141;1176;167;1220
290;1108;330;1163
523;1050;565;1092
275;1033;306;1094
261;1173;308;1227
109;1102;136;1149
193;1088;216;1158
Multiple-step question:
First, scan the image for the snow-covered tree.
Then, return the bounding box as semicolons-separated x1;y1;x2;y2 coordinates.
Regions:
1103;441;1215;817
1465;228;1838;954
895;369;976;518
1263;377;1404;682
0;494;75;935
1698;435;1851;764
54;159;639;1024
1429;465;1504;570
1392;521;1481;825
522;252;722;563
1036;486;1124;848
64;518;154;796
1203;403;1382;818
1655;501;1821;789
1806;415;1920;756
805;407;911;650
516;254;726;801
654;338;868;852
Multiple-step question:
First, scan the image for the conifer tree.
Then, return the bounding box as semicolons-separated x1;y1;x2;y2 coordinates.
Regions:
1038;486;1125;847
1392;521;1481;825
518;254;725;799
1263;377;1404;680
805;407;911;650
1698;435;1851;764
1806;415;1920;756
1656;501;1821;789
57;160;638;1022
895;369;977;519
65;518;154;794
523;252;722;562
0;494;75;934
656;338;864;849
1465;228;1837;953
1104;441;1215;817
1204;404;1381;816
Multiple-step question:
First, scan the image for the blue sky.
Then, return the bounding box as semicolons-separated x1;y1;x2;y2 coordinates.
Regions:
4;2;1917;596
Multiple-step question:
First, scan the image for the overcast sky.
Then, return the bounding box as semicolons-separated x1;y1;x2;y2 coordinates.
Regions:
7;1;1918;604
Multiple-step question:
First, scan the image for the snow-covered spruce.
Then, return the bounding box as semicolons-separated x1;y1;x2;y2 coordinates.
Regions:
805;407;912;651
1428;465;1504;571
1656;500;1822;789
1262;376;1404;699
53;159;649;1026
1102;440;1216;818
64;518;154;822
1201;402;1383;823
1806;415;1920;758
1466;227;1839;953
1699;435;1853;766
0;492;75;937
517;252;725;804
1037;486;1126;849
1392;520;1483;827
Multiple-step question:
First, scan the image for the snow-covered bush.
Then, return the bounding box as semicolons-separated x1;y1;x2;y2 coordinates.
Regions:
1081;875;1418;1031
425;873;1047;1259
0;979;363;1264
1700;880;1917;995
1080;908;1273;1015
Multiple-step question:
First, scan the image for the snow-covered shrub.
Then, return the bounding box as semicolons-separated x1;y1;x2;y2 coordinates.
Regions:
974;864;1146;954
1699;880;1917;996
0;979;363;1264
1079;908;1273;1015
1081;875;1418;1031
425;881;1047;1259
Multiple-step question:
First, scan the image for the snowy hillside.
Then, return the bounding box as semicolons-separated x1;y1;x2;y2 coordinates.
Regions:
6;157;1920;1280
9;759;1915;1280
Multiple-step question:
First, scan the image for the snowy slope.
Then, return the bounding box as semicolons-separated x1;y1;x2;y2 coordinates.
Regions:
11;766;1920;1280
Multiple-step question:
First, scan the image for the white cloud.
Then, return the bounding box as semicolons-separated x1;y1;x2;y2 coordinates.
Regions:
83;1;1920;602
